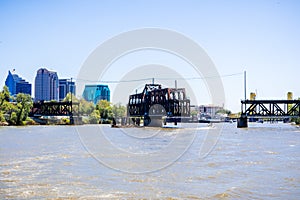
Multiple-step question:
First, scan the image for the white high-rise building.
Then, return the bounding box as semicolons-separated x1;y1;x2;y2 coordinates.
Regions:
34;68;59;101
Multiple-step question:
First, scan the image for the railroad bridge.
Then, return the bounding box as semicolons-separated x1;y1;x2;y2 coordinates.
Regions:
128;84;190;126
238;99;300;128
29;101;79;124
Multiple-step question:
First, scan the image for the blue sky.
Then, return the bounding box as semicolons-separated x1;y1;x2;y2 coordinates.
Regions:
0;0;299;112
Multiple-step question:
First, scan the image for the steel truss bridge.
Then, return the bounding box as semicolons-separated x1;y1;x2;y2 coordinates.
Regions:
29;101;79;124
238;99;300;127
128;84;190;126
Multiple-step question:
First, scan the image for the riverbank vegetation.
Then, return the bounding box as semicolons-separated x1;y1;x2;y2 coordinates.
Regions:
0;86;127;126
0;86;34;126
62;93;126;125
291;117;300;125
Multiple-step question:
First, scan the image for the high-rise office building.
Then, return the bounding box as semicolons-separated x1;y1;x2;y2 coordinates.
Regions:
59;78;76;101
34;68;59;101
82;85;110;104
5;70;31;96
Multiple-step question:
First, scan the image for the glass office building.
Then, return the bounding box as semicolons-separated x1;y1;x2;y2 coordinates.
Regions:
59;79;76;101
82;85;110;104
5;70;31;96
34;68;59;101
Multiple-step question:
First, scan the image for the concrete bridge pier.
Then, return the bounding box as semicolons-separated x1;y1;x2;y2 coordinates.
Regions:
69;115;74;125
237;115;248;128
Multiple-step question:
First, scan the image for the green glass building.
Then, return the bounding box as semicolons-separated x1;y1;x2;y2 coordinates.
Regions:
82;85;110;104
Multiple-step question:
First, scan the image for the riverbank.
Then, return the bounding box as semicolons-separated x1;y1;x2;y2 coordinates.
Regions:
1;119;299;128
0;121;9;126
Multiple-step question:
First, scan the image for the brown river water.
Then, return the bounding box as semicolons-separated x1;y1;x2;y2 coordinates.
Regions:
0;123;299;199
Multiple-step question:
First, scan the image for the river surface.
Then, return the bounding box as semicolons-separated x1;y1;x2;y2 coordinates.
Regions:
0;123;299;199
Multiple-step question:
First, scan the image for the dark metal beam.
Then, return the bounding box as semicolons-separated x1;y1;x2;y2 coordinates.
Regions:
29;101;79;117
241;100;300;118
128;84;191;126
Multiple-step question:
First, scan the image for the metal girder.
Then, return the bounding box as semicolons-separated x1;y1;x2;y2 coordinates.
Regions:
29;101;79;117
241;100;300;118
128;84;190;118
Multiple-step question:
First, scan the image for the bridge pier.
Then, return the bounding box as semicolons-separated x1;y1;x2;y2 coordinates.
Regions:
69;115;74;125
237;115;248;128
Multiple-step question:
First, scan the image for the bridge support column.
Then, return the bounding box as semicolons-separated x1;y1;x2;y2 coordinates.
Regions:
144;116;162;127
69;115;74;125
237;115;248;128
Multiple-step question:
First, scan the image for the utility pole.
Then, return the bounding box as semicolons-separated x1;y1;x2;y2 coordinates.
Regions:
70;77;74;125
70;77;73;103
244;71;247;101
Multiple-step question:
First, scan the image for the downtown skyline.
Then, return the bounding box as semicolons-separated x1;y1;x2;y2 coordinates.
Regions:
1;0;299;112
4;68;75;101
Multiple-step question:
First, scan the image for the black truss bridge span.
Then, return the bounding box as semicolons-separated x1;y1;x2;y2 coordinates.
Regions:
29;101;79;124
238;99;300;128
128;84;191;126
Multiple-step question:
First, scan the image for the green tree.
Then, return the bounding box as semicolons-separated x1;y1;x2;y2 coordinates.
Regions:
1;101;16;123
0;86;12;123
0;112;5;122
112;103;126;118
63;92;78;102
14;93;33;125
63;93;80;113
9;111;18;125
216;108;232;115
63;94;97;116
190;110;198;116
0;86;10;107
89;109;100;124
0;87;33;125
96;100;113;120
79;98;94;115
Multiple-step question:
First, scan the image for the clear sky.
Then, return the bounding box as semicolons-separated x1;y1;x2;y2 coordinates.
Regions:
0;0;299;112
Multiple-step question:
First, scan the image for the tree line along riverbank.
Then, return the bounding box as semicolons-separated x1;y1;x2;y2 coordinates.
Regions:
0;86;127;126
